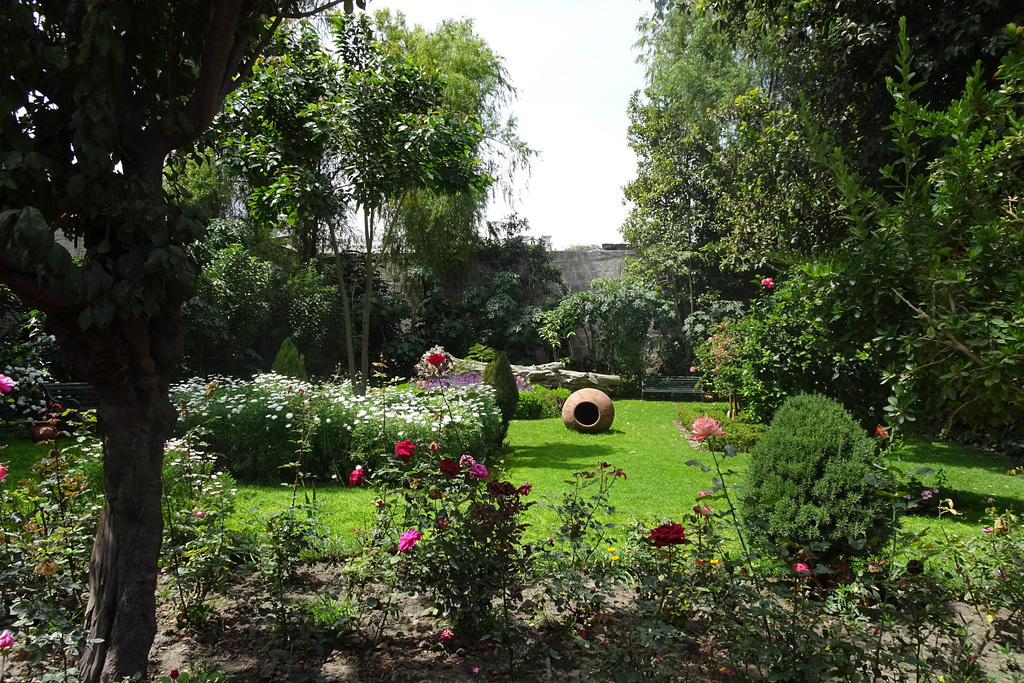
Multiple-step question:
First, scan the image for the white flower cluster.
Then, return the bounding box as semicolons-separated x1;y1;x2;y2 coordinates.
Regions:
414;345;452;379
1;364;51;418
171;371;501;456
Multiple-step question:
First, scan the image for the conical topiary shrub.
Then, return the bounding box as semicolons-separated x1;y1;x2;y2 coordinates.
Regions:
271;337;308;381
482;351;518;443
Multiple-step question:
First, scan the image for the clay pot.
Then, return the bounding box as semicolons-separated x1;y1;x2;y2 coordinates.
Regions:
562;388;615;434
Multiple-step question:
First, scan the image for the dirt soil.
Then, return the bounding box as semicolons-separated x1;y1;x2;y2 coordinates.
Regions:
146;564;573;682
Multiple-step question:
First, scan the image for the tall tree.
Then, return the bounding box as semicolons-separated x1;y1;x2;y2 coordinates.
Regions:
0;1;352;680
326;12;493;393
375;10;535;278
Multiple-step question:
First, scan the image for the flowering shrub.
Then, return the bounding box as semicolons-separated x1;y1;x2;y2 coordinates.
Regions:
0;365;49;431
172;373;502;481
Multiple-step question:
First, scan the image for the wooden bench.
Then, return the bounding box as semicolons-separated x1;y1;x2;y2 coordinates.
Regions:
641;375;704;400
40;381;100;411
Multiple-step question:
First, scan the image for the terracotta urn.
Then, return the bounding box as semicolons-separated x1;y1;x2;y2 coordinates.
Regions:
562;388;615;434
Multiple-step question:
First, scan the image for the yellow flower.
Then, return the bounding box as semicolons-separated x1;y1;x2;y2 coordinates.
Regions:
709;558;720;565
611;555;619;561
607;547;616;553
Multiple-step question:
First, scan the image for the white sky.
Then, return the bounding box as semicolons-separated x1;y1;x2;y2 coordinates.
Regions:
375;0;649;249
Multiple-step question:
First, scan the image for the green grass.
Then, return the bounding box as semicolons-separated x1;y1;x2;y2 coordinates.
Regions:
4;401;1022;554
504;400;747;542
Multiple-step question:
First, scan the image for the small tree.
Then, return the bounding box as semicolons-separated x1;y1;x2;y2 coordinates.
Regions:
271;337;308;381
482;351;518;443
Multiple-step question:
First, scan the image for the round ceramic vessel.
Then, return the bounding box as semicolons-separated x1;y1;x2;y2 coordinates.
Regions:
561;388;615;433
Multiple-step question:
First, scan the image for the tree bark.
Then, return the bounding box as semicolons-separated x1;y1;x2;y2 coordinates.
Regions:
328;222;358;387
358;210;375;395
36;303;183;683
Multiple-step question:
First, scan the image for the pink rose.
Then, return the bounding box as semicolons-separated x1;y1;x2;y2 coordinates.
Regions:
439;629;455;642
459;454;475;467
690;366;697;373
192;509;205;518
395;440;416;462
793;562;810;574
0;374;17;394
0;629;13;648
691;417;725;441
469;463;489;479
760;277;774;288
398;529;421;552
0;465;8;483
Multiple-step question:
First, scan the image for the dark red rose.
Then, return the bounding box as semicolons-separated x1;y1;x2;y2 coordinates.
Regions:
517;483;533;496
648;522;688;547
439;459;460;478
487;480;518;497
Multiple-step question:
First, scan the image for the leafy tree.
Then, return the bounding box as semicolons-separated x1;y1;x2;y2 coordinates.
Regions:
540;276;674;380
376;11;535;278
820;22;1024;431
271;336;308;380
0;1;352;679
324;12;493;393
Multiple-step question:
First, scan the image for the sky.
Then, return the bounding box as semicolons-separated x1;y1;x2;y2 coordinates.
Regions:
376;0;650;249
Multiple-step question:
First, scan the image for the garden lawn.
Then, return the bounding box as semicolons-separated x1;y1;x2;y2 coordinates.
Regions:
503;399;739;543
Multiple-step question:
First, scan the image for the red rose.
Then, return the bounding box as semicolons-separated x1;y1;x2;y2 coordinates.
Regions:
487;480;518;497
875;425;889;438
427;353;447;366
395;439;416;462
648;522;688;547
517;483;533;496
349;466;365;486
439;459;460;478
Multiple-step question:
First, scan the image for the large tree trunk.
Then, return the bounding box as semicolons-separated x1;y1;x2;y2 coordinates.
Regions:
42;305;183;683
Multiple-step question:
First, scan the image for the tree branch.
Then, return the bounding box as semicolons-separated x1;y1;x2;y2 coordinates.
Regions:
892;287;1024;396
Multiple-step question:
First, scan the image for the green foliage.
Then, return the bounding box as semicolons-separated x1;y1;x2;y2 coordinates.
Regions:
483;352;519;431
676;404;765;453
464;343;497;363
0;440;103;679
173;374;502;482
160;429;245;627
514;386;569;421
818;22;1024;432
693;272;893;424
741;394;893;561
271;337;308;382
540;276;674;379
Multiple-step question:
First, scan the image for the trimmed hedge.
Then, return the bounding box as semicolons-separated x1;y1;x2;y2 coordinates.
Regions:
740;393;893;561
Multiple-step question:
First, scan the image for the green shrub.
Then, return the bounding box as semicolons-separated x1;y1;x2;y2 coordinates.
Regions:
740;393;893;561
482;351;518;437
271;337;308;381
172;374;502;482
676;404;765;453
464;343;497;363
514;386;569;420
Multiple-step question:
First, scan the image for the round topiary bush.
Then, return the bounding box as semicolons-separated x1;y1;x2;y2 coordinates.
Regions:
740;393;892;561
